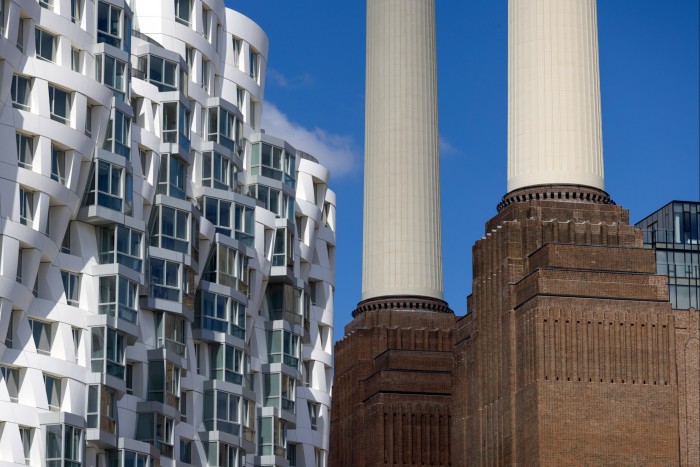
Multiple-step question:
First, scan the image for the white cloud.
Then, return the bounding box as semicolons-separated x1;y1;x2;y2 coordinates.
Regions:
439;136;459;157
266;68;314;88
261;102;359;177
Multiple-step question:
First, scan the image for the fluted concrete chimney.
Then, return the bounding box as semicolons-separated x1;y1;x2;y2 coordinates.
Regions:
362;0;444;302
507;0;605;193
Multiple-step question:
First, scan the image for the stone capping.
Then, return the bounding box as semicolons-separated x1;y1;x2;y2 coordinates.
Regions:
497;184;615;212
352;295;453;317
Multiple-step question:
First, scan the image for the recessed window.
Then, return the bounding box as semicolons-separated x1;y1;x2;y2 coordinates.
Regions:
103;109;131;158
49;85;71;125
16;133;34;169
0;0;5;37
174;0;191;26
0;365;20;402
51;146;66;184
85;104;93;137
60;271;80;306
19;426;32;464
19;188;34;226
71;47;81;72
249;49;260;82
201;58;209;93
16;19;24;52
202;7;209;39
11;75;31;110
97;1;122;48
157;153;186;199
43;373;61;410
30;320;52;355
34;28;56;62
71;0;82;24
308;402;319;430
39;0;53;10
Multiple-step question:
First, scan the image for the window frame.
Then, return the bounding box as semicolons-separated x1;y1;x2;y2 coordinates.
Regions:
61;271;80;306
11;75;31;111
48;84;72;125
97;1;123;48
34;28;57;62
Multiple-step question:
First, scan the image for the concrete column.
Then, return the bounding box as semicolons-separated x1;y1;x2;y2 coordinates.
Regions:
507;0;605;192
362;0;443;301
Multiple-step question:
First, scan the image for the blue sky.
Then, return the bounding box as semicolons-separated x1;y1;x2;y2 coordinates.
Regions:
227;1;700;343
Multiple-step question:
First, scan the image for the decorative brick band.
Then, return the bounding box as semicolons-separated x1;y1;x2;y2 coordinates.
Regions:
352;295;452;317
497;184;615;212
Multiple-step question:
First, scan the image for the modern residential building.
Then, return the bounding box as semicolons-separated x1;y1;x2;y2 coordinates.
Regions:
636;201;700;310
0;1;335;466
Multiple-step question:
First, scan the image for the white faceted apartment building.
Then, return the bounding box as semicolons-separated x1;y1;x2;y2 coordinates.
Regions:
0;0;335;465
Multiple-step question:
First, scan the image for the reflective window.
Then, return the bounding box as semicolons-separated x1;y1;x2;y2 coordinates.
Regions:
49;85;71;125
16;133;34;169
258;417;286;457
267;330;299;368
98;276;138;324
149;206;190;254
103;109;131;158
61;271;80;306
202;151;237;191
250;142;296;188
30;319;52;355
157;154;186;199
209;343;244;384
195;290;245;338
97;225;143;272
46;424;82;467
174;0;191;26
156;312;186;356
96;54;126;100
97;1;122;48
51;146;67;184
19;188;34;226
135;413;174;458
43;373;61;411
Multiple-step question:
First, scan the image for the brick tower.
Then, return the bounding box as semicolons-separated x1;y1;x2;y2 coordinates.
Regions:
452;0;700;465
330;0;456;465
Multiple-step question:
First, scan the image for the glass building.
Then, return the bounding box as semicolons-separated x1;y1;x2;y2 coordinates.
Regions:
636;201;700;310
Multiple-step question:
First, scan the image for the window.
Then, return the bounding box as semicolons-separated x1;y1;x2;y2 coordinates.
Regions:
315;449;324;467
203;243;249;292
201;58;209;93
202;7;209;39
61;224;72;254
84;160;126;211
11;75;31;110
206;442;245;467
148;360;181;408
161;101;191;151
98;225;143;272
303;361;312;388
43;374;61;410
251;142;296;187
202;196;232;235
98;275;138;323
203;390;241;435
195;291;246;339
19;426;32;464
263;373;296;413
97;1;122;48
236;87;244;110
87;384;116;433
35;28;57;62
39;0;53;10
232;37;241;68
174;0;191;26
135;413;174;458
267;330;300;368
258;417;286;457
71;0;82;23
149;206;190;254
51;146;66;184
61;271;80;306
249;50;259;82
273;228;292;267
0;0;4;37
180;439;192;464
49;85;71;125
96;54;126;100
210;343;243;384
141;55;178;92
103;109;131;158
149;258;182;301
0;366;20;402
16;133;34;169
308;402;319;430
156;312;186;356
71;47;81;72
19;188;34;226
202;151;236;190
206;107;241;152
91;326;126;379
16;248;23;283
157;154;186;199
72;327;81;360
85;105;93;137
46;424;82;467
16;18;24;52
267;284;303;324
4;312;13;348
235;204;255;246
125;363;134;395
